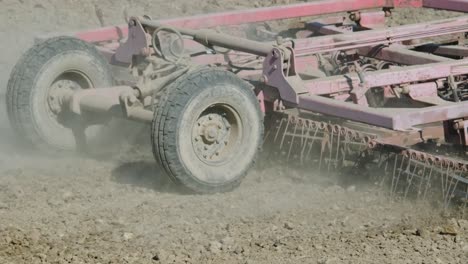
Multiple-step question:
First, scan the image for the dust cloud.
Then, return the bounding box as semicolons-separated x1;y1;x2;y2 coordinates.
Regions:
0;1;467;263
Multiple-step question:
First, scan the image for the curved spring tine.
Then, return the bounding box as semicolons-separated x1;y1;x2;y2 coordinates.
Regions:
391;155;406;196
334;131;341;169
404;160;419;199
416;162;428;199
319;134;330;171
305;126;320;162
273;117;286;143
279;118;291;149
422;165;434;200
286;121;299;161
327;130;334;173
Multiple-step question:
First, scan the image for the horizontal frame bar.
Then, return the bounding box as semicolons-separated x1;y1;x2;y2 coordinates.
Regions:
424;0;468;12
70;0;409;43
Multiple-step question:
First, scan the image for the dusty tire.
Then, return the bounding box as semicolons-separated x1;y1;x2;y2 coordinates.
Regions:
6;36;113;151
152;68;263;193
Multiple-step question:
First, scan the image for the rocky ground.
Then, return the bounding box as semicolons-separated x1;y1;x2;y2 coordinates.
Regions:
1;0;468;263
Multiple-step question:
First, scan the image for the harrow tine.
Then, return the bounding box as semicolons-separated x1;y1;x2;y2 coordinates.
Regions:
319;134;329;171
273;117;286;143
422;165;434;200
304;126;320;162
327;129;334;174
299;123;310;164
300;121;307;146
445;176;459;208
335;130;342;169
342;131;350;167
463;187;468;218
416;162;428;199
391;155;405;196
403;159;419;199
279;117;291;150
384;153;395;186
287;121;299;161
441;166;451;203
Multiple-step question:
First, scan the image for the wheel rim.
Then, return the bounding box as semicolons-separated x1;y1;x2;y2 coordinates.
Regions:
191;104;242;165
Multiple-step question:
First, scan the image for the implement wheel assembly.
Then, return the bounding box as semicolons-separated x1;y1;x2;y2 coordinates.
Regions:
6;36;113;151
152;68;263;193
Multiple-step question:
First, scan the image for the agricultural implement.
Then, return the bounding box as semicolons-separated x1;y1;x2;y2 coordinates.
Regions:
6;0;468;203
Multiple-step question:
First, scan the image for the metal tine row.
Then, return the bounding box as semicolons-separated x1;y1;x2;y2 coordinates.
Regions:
269;114;369;172
265;114;468;210
377;152;468;209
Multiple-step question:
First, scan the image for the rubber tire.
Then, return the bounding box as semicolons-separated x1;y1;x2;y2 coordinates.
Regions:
6;36;113;151
152;68;264;193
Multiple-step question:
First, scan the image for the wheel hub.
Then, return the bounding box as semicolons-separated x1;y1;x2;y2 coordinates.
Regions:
192;110;237;163
203;125;219;142
47;79;79;114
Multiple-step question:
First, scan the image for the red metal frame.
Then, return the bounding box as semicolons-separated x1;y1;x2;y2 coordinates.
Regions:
424;0;468;12
70;0;422;43
63;0;468;137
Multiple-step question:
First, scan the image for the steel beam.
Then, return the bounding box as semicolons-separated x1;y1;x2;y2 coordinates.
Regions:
306;60;468;96
424;0;468;12
417;44;468;57
298;94;468;130
294;16;468;55
71;0;400;43
358;45;453;65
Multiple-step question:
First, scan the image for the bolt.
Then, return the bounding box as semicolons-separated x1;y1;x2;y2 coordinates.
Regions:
194;137;199;142
208;115;213;120
204;146;208;150
215;152;220;156
197;122;201;126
